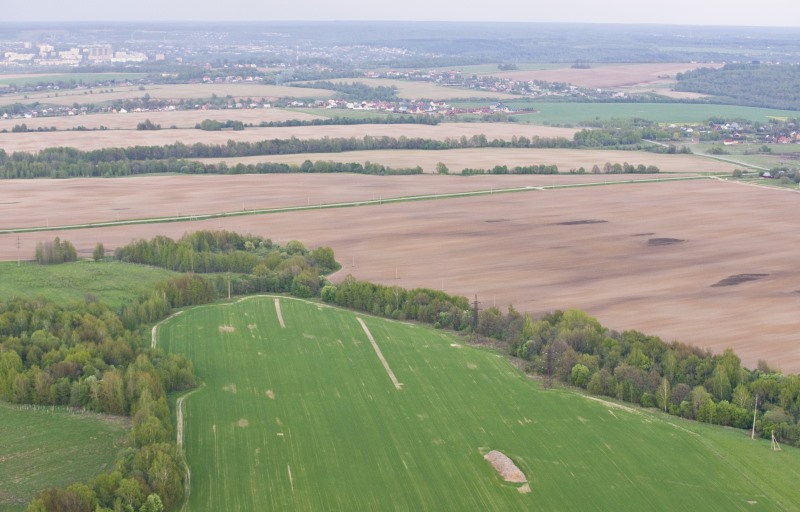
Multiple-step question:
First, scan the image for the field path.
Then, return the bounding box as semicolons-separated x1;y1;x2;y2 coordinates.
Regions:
151;310;185;349
357;317;402;390
176;386;202;512
274;298;286;328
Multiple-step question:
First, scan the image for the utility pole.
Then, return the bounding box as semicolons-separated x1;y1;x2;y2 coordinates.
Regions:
472;294;480;331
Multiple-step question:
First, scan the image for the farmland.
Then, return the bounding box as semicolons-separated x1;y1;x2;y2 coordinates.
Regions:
3;176;799;372
0;72;148;87
158;296;800;511
202;147;736;174
0;107;323;131
308;77;518;101
0;122;576;153
0;404;128;512
501;103;800;125
492;62;722;89
0;83;335;108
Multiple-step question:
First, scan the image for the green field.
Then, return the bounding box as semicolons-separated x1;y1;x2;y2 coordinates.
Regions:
0;261;177;309
450;102;800;125
694;142;800;171
0;403;128;512
160;297;800;511
0;73;148;87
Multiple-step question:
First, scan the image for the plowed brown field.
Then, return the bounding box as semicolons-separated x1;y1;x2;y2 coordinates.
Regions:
2;175;798;372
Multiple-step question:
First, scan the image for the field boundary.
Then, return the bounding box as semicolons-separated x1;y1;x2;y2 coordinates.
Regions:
151;310;185;349
357;317;403;390
176;386;203;512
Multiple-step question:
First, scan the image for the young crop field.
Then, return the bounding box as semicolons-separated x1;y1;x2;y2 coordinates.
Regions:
0;261;177;309
694;142;800;171
0;403;128;512
159;297;800;511
483;102;800;125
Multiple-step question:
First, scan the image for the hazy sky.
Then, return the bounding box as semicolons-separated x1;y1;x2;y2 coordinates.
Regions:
7;0;800;27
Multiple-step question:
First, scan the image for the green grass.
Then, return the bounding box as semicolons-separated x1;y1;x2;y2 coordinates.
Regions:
160;297;800;511
0;261;177;309
449;102;800;125
0;73;147;87
0;403;128;512
693;142;800;171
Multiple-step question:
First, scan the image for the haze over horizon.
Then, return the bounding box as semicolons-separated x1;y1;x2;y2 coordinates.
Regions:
6;0;800;27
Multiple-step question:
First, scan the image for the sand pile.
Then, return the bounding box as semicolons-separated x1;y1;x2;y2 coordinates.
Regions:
484;450;527;483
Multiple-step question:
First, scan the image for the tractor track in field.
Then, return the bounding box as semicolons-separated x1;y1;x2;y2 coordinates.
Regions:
357;317;403;390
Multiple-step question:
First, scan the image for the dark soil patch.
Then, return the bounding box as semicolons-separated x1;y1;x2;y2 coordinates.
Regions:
712;274;768;287
648;238;685;246
631;232;655;237
485;219;509;223
556;219;607;225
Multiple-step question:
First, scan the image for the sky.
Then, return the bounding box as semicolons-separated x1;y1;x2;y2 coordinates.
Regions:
5;0;800;27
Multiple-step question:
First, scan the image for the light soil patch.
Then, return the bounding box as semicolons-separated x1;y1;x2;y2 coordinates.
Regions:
357;317;403;390
0;122;576;153
219;325;235;333
223;384;238;394
517;484;531;494
265;390;275;399
274;298;285;328
484;450;527;483
237;419;249;428
583;396;639;414
467;363;477;369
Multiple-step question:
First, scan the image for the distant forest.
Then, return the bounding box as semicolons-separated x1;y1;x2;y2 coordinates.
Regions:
676;64;800;110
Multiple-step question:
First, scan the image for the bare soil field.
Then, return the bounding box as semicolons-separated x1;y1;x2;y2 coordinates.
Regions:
0;108;323;131
315;78;518;101
0;83;334;107
495;63;722;89
0;173;693;229
2;176;798;372
0;123;577;153
204;147;737;174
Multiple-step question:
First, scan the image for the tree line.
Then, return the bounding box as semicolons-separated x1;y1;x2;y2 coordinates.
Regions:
0;133;575;179
290;81;399;101
0;296;195;512
8;230;341;510
35;237;77;264
675;63;800;110
258;115;439;127
322;275;800;447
